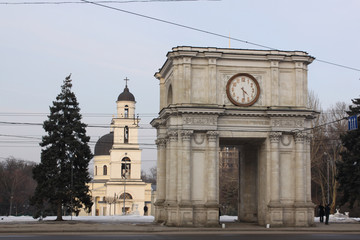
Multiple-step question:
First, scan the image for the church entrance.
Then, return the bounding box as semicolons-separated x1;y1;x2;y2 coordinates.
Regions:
219;138;265;223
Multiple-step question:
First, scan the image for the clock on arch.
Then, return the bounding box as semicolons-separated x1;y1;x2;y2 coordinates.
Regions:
226;73;260;107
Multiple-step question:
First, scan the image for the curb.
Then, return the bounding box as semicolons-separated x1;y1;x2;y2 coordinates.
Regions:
0;222;359;234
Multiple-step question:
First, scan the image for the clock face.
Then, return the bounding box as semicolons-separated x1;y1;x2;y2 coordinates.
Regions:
226;73;260;106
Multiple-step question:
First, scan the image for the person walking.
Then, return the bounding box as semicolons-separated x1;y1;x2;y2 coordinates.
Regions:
325;204;330;225
144;205;148;216
318;204;325;223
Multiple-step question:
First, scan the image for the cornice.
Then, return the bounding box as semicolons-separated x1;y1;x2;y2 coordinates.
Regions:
155;105;318;119
156;46;315;79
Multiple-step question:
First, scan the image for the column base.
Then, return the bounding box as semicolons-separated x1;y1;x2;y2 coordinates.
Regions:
267;202;315;227
154;200;167;223
179;206;193;226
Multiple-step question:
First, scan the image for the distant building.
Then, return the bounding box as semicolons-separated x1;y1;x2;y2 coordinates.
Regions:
81;82;152;216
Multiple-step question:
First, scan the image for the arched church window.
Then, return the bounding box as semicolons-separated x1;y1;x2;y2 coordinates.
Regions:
119;192;133;199
103;165;107;175
95;166;97;176
121;157;131;179
124;105;129;118
167;85;173;105
124;126;129;143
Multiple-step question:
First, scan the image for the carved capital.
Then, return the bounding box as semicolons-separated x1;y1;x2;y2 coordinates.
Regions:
206;131;218;142
269;132;282;143
167;130;178;142
180;130;193;141
294;132;306;143
155;138;166;148
305;133;313;144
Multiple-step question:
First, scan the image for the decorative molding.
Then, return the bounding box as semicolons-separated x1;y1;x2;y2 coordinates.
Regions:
183;116;217;125
193;133;205;145
269;132;282;143
272;119;304;128
281;134;292;146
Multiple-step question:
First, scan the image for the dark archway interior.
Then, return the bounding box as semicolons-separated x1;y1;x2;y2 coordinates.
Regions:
219;138;265;222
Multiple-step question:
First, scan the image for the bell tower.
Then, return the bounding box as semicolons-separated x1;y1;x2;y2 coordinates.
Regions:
90;78;152;217
110;78;141;180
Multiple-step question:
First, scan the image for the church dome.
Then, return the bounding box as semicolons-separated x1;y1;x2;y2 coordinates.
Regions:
117;86;135;102
94;132;113;156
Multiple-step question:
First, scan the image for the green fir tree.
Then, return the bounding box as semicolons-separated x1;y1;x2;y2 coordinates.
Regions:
337;97;360;208
31;74;93;220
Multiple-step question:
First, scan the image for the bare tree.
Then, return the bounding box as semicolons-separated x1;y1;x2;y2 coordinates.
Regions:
141;166;157;185
324;102;348;212
0;157;36;216
309;93;348;213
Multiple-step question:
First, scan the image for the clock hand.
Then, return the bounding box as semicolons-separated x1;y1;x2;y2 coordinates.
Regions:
241;87;248;95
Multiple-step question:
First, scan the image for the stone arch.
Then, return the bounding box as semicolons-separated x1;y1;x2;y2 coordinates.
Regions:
151;47;316;227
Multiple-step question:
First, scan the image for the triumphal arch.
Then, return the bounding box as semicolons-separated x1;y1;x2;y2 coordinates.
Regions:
151;46;316;227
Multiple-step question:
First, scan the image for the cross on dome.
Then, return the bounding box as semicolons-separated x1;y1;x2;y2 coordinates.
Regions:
124;77;130;87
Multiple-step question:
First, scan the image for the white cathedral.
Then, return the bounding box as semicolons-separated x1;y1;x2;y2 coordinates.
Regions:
82;82;152;216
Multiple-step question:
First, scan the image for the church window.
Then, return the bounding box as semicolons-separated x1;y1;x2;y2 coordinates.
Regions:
103;165;107;175
124;126;129;143
124;105;129;118
95;166;97;176
121;157;131;178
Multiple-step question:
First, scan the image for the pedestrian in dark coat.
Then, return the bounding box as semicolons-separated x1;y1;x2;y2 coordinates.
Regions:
318;204;325;223
144;205;148;216
325;204;330;225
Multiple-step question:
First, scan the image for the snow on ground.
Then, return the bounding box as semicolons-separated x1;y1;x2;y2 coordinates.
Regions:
0;214;359;223
0;215;155;223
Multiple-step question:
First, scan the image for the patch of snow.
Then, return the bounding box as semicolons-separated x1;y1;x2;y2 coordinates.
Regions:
220;215;238;222
0;215;154;223
314;215;360;223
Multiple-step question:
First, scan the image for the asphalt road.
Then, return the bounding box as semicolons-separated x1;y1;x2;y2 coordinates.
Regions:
1;233;360;240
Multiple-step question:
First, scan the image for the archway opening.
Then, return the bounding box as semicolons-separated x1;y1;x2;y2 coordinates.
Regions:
219;138;264;223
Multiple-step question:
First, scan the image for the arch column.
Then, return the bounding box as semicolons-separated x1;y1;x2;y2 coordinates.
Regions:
155;138;166;222
206;131;219;204
165;130;179;226
167;130;178;203
305;134;312;202
294;131;313;226
179;130;193;226
269;132;281;204
294;132;306;203
180;130;193;204
268;131;282;225
305;133;314;224
205;131;219;226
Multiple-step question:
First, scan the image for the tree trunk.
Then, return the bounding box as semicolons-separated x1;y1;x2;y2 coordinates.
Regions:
56;201;63;221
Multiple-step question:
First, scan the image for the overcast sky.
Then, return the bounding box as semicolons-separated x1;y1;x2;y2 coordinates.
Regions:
1;0;359;171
